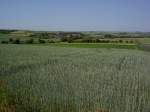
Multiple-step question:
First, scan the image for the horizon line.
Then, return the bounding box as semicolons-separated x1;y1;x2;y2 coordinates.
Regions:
0;28;149;33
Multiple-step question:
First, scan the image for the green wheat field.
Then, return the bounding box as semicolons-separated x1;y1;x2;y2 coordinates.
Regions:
0;44;150;112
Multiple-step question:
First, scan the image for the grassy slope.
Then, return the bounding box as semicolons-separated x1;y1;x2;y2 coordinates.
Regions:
0;45;150;112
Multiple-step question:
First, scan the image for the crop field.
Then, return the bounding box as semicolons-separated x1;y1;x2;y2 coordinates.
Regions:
0;44;150;112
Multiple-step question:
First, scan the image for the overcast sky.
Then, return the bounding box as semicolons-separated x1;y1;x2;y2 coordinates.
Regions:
0;0;150;31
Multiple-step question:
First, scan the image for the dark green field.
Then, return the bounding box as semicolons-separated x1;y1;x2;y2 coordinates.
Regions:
32;43;137;49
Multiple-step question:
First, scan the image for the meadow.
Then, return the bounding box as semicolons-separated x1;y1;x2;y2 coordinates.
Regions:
0;44;150;112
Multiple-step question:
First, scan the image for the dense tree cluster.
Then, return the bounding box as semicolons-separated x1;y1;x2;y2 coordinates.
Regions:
30;32;84;39
0;29;17;34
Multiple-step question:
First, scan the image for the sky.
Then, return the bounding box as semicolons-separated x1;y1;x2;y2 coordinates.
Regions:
0;0;150;32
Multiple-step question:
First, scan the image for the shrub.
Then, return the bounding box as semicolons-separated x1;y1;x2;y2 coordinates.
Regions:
104;34;113;38
13;39;20;44
67;38;73;43
92;39;96;43
48;40;55;43
1;40;8;44
81;38;93;43
113;41;118;43
119;40;123;43
61;37;68;42
9;38;13;42
38;39;46;44
130;40;134;43
96;39;100;43
26;38;34;44
125;41;129;43
110;41;114;43
105;40;110;43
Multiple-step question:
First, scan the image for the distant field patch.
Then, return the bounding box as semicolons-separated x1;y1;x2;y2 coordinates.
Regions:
10;31;33;37
136;38;150;44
